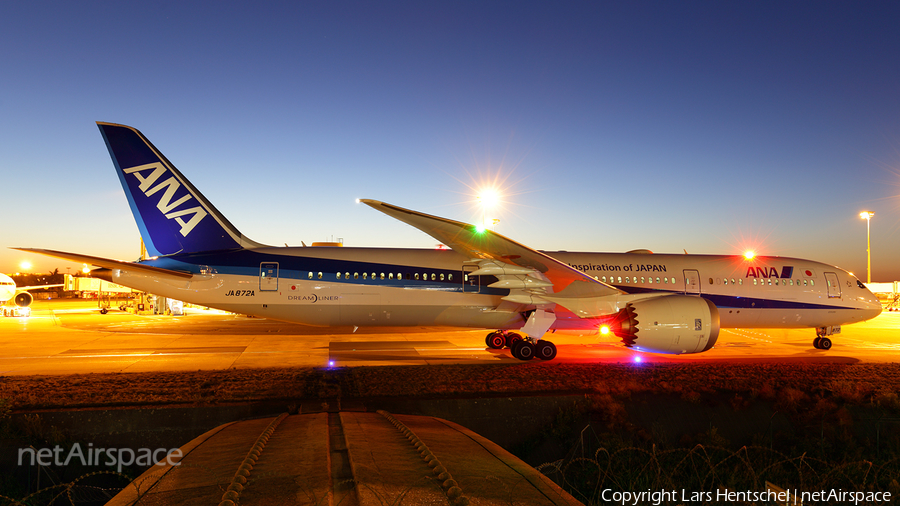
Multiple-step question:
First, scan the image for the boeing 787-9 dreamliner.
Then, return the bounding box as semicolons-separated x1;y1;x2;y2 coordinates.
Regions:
16;123;882;360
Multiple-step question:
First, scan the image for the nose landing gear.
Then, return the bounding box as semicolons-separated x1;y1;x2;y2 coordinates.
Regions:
813;337;832;350
813;326;839;350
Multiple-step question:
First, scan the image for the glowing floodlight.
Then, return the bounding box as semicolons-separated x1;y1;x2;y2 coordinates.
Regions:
860;211;874;283
476;187;503;230
478;188;501;209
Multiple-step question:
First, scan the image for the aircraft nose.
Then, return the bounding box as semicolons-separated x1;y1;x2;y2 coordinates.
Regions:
864;294;883;317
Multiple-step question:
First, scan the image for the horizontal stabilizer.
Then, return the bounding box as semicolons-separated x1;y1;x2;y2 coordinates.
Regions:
13;248;193;280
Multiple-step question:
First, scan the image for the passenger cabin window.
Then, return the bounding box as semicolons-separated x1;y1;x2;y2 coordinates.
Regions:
308;272;313;280
337;272;342;279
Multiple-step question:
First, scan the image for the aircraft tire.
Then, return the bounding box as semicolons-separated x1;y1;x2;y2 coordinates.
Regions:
486;332;506;349
536;340;557;361
819;337;832;350
512;341;534;361
100;308;108;315
505;332;523;349
813;338;822;349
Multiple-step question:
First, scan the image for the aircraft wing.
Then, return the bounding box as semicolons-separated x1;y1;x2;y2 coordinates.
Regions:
360;200;623;307
13;248;193;280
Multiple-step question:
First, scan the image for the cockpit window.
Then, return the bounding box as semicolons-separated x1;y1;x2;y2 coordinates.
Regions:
857;280;866;289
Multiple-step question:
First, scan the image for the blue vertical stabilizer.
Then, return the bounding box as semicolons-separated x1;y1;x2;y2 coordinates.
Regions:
97;122;260;256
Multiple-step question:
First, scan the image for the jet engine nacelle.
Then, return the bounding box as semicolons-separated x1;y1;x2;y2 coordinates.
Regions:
607;295;720;354
14;291;33;307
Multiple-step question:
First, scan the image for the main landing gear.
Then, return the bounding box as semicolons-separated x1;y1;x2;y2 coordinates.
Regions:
485;331;557;361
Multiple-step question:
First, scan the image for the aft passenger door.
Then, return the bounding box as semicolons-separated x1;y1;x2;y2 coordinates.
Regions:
260;262;279;291
683;269;700;295
825;272;841;298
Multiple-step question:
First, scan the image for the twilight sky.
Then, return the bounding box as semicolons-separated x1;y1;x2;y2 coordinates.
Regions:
2;2;900;280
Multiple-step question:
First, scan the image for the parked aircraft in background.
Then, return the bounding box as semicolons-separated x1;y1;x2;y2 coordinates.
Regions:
15;123;883;359
0;273;62;316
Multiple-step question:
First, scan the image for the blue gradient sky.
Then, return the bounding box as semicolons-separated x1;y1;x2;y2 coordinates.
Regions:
3;2;900;280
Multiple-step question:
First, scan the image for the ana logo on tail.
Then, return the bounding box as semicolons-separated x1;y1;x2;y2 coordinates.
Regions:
123;163;208;237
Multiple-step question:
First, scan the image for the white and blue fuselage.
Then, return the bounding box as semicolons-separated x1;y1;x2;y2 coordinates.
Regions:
19;123;883;359
119;246;880;332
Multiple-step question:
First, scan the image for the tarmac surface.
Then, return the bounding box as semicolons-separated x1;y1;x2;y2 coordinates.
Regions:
2;299;899;375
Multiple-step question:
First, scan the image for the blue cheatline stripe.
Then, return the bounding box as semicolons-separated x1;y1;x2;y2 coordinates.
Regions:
142;250;508;295
612;285;858;311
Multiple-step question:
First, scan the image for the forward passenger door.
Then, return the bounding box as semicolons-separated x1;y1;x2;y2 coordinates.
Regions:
825;272;841;298
683;269;700;295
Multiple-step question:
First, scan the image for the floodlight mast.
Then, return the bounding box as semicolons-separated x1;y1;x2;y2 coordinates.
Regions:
860;211;875;284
